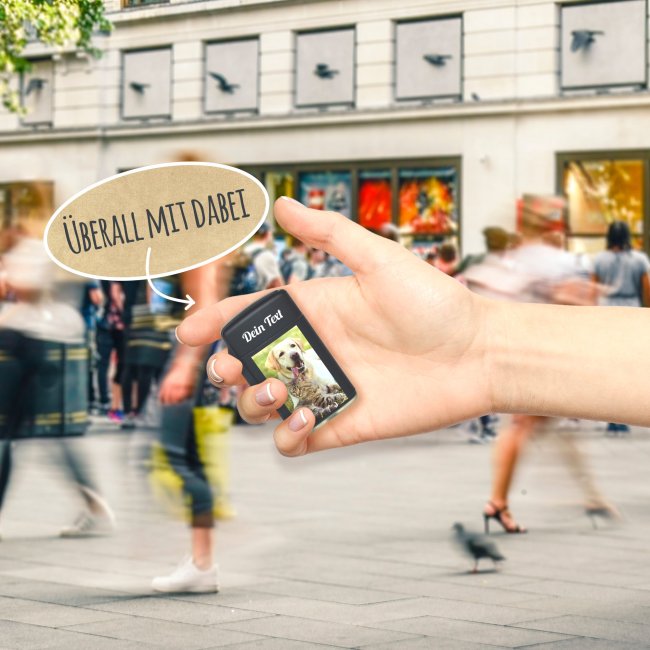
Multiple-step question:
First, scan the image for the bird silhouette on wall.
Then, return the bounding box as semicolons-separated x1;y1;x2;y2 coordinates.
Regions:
423;54;452;67
129;81;150;94
570;30;605;53
314;63;339;79
208;71;239;94
24;78;46;96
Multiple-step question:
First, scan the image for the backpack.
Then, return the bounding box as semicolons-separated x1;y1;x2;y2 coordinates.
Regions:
230;249;263;296
281;254;314;283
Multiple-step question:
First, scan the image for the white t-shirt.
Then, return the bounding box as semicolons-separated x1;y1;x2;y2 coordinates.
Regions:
245;243;282;290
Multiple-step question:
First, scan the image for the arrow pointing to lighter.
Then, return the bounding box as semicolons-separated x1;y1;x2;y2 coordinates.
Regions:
145;247;196;311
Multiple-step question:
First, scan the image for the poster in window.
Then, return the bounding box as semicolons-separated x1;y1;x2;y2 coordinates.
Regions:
299;172;351;218
358;170;392;230
399;167;457;235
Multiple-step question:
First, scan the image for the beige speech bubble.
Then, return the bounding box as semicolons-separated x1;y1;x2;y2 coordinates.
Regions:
44;162;269;280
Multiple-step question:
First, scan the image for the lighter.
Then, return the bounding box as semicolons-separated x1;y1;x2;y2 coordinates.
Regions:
221;289;356;426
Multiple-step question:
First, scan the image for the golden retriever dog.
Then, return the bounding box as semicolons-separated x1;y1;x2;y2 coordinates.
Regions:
265;337;346;419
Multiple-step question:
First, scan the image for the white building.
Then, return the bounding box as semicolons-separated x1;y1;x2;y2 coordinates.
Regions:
1;0;649;256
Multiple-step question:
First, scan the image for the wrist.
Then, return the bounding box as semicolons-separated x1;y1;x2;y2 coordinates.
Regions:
483;298;524;415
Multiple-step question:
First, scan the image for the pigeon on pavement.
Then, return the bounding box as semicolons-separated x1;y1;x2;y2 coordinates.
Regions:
452;523;505;573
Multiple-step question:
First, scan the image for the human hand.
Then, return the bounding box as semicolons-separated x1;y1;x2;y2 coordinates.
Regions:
159;361;196;405
177;197;493;455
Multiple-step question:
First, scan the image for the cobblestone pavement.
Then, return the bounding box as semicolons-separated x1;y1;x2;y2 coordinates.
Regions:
1;418;650;649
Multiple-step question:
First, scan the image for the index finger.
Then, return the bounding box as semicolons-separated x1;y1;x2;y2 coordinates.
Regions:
275;197;401;275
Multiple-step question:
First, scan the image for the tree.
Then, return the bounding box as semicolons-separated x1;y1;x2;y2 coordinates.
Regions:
0;0;112;114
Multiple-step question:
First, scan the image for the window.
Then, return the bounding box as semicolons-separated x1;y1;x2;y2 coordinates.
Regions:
21;59;54;126
245;159;461;248
399;167;458;235
561;0;647;91
560;155;645;253
204;39;259;114
121;47;172;120
395;17;462;101
295;28;355;108
122;0;169;7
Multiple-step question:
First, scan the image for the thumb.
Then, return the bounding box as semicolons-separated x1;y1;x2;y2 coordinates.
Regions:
274;197;400;275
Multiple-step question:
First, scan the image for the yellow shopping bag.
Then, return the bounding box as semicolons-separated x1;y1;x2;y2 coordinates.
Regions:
149;406;236;521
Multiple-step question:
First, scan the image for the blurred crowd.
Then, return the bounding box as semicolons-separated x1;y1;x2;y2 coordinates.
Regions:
1;202;649;590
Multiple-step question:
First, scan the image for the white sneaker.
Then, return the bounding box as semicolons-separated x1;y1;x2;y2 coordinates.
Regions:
60;509;115;537
152;557;219;593
60;487;116;538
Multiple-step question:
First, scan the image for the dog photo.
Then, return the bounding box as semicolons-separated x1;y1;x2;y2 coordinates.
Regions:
252;326;348;421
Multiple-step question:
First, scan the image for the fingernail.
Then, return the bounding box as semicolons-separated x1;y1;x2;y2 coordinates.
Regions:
288;408;309;431
174;327;184;345
255;382;275;406
207;359;223;384
280;196;302;206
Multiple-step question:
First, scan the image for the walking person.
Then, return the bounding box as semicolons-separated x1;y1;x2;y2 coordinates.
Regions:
96;281;127;421
0;235;114;539
150;260;228;593
593;220;650;436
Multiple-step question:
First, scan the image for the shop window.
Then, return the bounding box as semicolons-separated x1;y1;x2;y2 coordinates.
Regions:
399;167;458;235
21;59;54;126
121;47;172;120
395;17;462;101
264;171;294;234
358;170;392;230
561;0;646;91
204;39;259;114
563;158;645;251
295;28;355;108
299;171;352;218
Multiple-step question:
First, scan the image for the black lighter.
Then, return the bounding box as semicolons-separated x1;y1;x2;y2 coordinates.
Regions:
221;289;356;426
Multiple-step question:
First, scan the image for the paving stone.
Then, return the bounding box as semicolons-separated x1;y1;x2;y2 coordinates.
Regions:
65;616;265;648
216;640;344;649
0;595;116;628
514;615;650;644
87;596;271;625
219;615;421;647
360;637;498;649
524;639;645;649
375;615;573;647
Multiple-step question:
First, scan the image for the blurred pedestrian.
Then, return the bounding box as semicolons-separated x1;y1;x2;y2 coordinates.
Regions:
434;243;458;276
478;210;611;533
120;280;172;430
282;238;313;284
96;281;126;421
243;223;282;290
151;260;226;593
0;234;114;539
80;281;103;413
151;151;233;593
593;220;650;436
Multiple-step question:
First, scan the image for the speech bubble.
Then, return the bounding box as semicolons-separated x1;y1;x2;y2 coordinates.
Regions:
44;162;269;281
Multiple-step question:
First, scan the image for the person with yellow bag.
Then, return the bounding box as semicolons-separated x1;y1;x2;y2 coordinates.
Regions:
150;253;234;594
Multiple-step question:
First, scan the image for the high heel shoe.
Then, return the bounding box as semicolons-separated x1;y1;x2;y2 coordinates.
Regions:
585;503;620;529
483;501;527;534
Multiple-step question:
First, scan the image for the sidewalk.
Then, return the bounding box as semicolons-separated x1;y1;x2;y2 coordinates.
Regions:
1;419;650;649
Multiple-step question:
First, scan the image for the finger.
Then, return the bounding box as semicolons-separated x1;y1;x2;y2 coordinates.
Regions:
177;291;273;347
237;378;288;425
274;197;401;275
206;351;247;387
273;407;315;456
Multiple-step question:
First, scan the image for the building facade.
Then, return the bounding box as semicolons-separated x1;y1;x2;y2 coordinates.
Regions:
1;0;649;256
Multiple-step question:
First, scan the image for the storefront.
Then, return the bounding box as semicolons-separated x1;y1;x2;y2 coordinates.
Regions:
557;151;649;255
247;158;461;256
